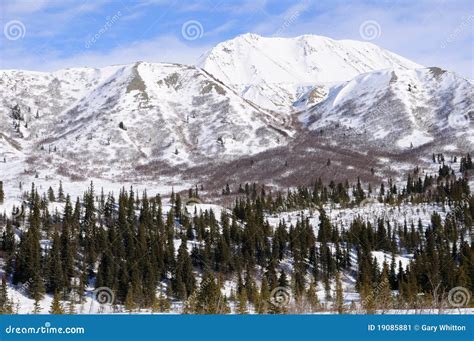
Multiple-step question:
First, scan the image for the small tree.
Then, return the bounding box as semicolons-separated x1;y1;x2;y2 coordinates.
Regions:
306;281;320;312
66;298;76;314
50;291;64;314
0;276;13;314
335;271;344;314
0;181;4;204
58;181;65;202
255;278;270;314
47;187;55;202
195;272;226;314
182;293;198;314
152;293;171;313
376;266;393;312
237;287;248;314
32;299;42;314
125;288;136;313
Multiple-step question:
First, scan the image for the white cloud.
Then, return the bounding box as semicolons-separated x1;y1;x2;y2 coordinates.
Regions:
247;1;473;78
0;0;471;78
0;35;211;71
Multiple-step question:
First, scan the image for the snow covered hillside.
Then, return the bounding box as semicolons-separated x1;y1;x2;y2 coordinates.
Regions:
300;67;473;152
0;62;291;180
198;33;422;112
0;34;471;188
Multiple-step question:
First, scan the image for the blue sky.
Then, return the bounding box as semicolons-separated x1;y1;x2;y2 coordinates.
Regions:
1;0;472;78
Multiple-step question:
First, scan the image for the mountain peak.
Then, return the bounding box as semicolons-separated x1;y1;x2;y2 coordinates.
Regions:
198;33;422;112
234;32;263;40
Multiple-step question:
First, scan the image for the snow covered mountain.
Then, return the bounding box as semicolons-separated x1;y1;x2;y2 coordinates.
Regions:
198;33;422;112
0;62;291;179
300;67;473;151
0;34;471;186
0;66;122;161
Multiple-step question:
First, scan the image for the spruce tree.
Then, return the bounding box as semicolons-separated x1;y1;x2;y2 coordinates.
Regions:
237;287;248;314
13;188;45;300
173;237;195;300
49;291;64;314
47;187;55;202
195;272;223;314
0;181;4;204
306;281;320;312
2;220;16;276
335;271;344;314
256;277;270;314
58;181;65;202
46;230;65;293
376;264;393;312
0;276;12;314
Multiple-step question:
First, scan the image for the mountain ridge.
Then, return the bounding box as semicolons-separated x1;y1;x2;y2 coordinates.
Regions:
198;33;422;112
0;34;471;187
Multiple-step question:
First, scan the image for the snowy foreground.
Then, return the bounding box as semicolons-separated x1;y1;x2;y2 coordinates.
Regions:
1;185;472;314
0;152;471;314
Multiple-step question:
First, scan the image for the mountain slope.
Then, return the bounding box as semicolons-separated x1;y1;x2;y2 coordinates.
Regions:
198;33;422;112
0;62;291;179
0;35;471;187
300;67;473;151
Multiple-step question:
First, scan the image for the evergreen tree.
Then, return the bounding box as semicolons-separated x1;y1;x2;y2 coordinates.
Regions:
195;272;225;314
2;221;16;276
32;299;42;314
46;230;65;293
256;277;270;314
306;281;320;312
66;298;76;314
0;276;12;314
125;285;136;313
0;181;4;204
49;291;65;314
376;264;393;312
335;271;344;314
237;287;248;314
47;187;55;202
13;187;45;300
58;181;65;202
173;237;196;300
